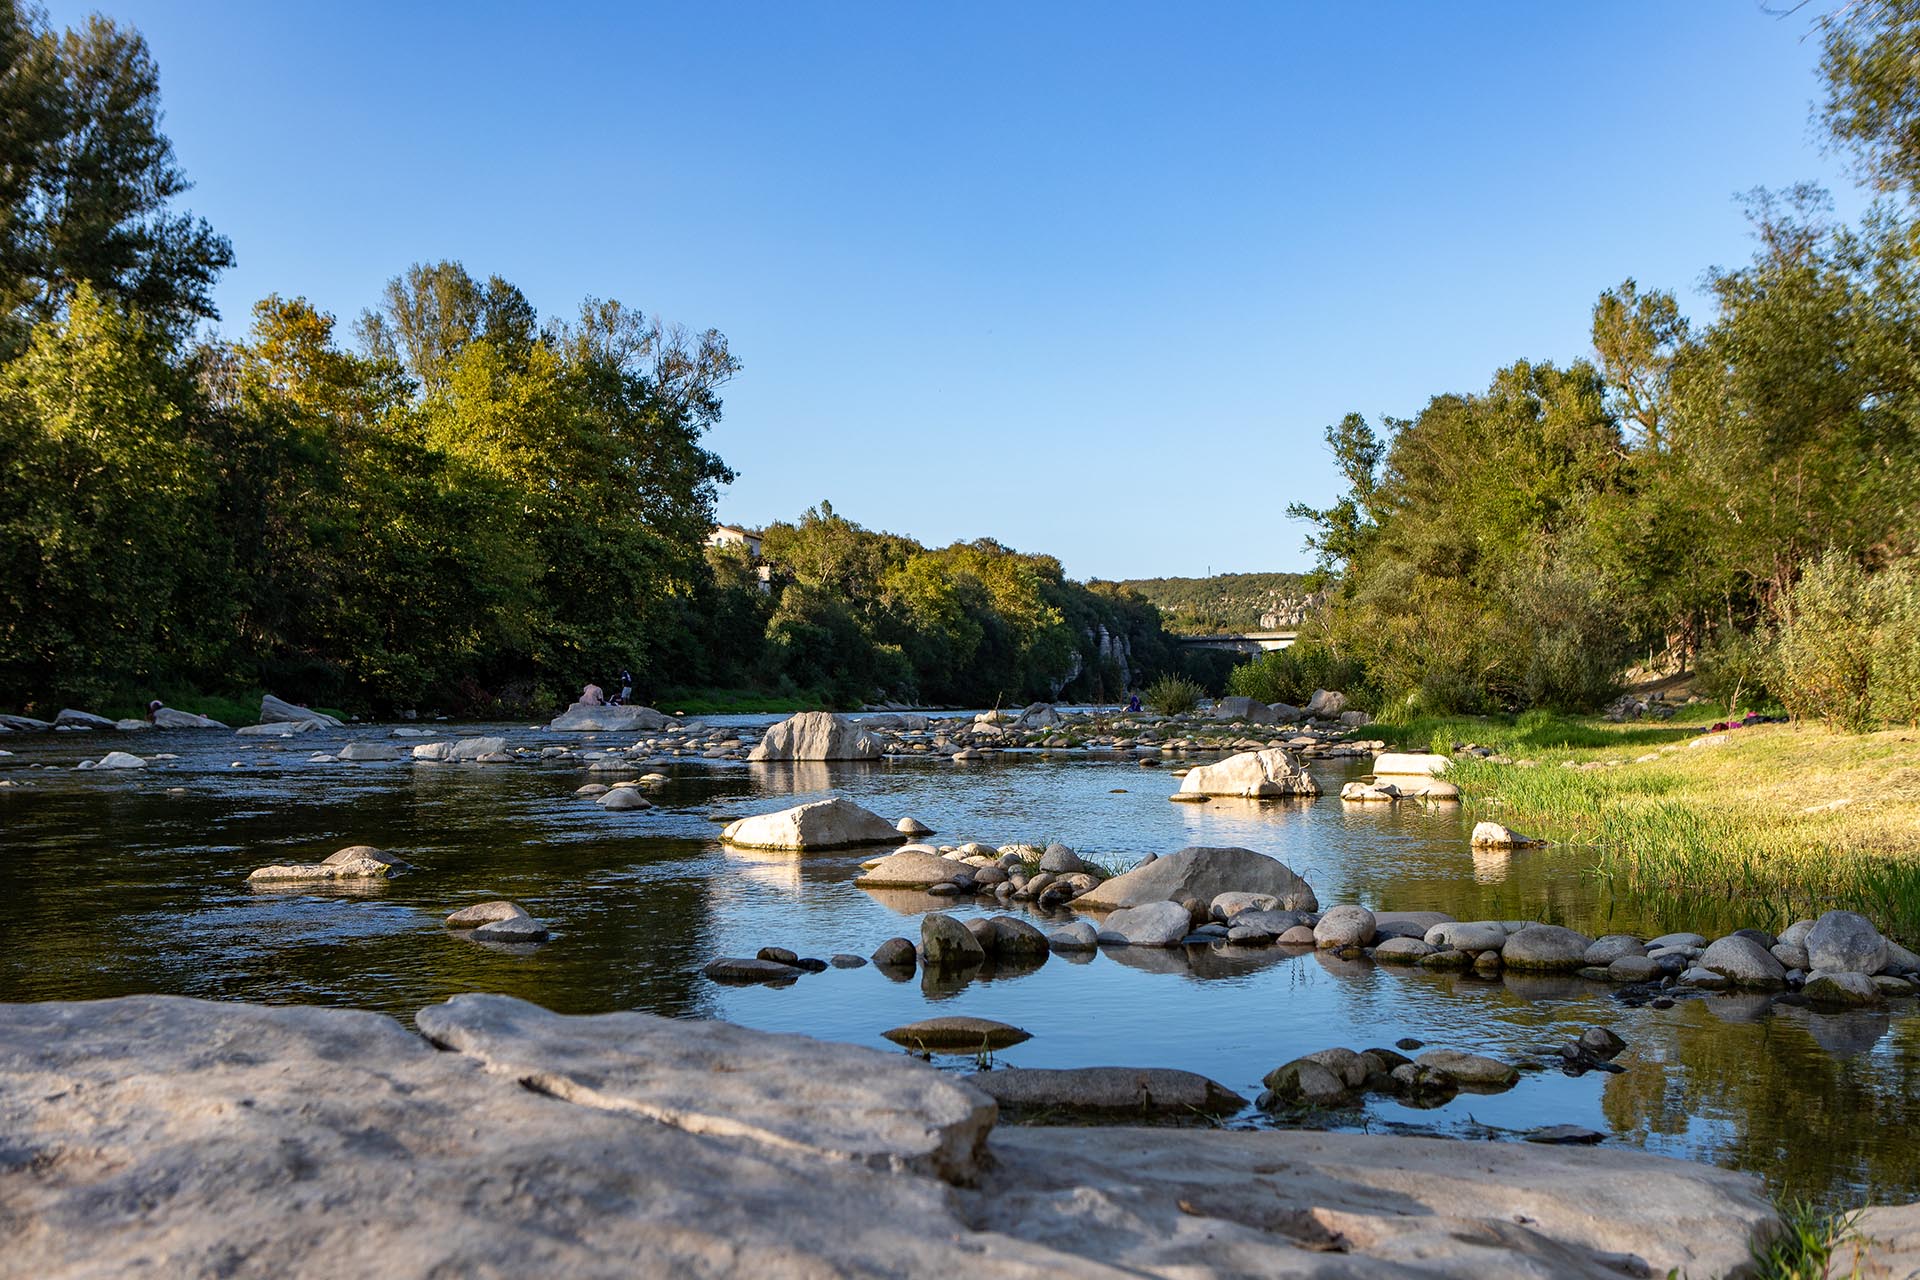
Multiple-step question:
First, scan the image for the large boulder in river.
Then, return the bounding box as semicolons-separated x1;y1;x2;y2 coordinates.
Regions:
1074;846;1318;913
1012;703;1063;728
547;703;668;732
747;712;883;762
259;694;343;728
54;708;115;730
1174;748;1319;800
722;797;900;850
1210;696;1278;724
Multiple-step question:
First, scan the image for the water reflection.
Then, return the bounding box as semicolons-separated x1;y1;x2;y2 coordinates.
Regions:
0;720;1916;1207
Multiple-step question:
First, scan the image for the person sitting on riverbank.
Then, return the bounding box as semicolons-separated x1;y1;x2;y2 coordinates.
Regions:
1126;693;1142;712
581;683;605;706
146;700;163;723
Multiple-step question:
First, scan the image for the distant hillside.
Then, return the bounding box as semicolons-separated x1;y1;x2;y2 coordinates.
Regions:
1106;572;1322;635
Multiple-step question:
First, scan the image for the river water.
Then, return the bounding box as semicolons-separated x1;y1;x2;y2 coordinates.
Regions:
2;713;1915;1210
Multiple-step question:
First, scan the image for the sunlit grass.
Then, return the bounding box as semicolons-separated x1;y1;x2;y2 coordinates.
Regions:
1379;714;1920;945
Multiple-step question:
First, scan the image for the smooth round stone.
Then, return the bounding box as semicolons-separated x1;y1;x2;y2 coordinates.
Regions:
829;954;868;969
1314;905;1377;949
1647;932;1708;950
1047;922;1099;952
1372;937;1436;963
1806;911;1890;975
1425;921;1507;952
1698;935;1788;989
870;937;916;968
446;901;530;928
1804;970;1886;1008
471;915;549;943
1608;955;1662;982
1501;925;1593;971
1584;935;1647;966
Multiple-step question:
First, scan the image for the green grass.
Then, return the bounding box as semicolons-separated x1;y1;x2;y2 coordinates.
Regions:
1742;1199;1861;1280
1425;713;1920;945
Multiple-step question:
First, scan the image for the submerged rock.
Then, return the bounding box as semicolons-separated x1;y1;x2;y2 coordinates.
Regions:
446;901;530;927
970;1066;1243;1117
881;1016;1030;1051
248;845;412;883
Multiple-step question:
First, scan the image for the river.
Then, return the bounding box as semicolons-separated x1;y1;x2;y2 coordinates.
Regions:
2;712;1915;1211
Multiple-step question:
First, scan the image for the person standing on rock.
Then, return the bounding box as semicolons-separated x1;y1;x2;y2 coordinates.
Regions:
146;700;163;723
617;669;633;706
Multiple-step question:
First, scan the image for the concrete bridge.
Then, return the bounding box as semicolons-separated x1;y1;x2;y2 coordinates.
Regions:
1175;630;1297;655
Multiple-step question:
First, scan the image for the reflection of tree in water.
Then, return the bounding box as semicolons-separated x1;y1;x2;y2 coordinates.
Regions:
1600;997;1920;1210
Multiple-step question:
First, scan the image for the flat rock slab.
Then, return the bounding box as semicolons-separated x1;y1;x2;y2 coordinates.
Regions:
855;847;964;889
0;997;1782;1279
1844;1201;1920;1278
974;1126;1777;1280
882;1015;1031;1052
968;1067;1245;1117
0;996;1063;1278
417;994;994;1182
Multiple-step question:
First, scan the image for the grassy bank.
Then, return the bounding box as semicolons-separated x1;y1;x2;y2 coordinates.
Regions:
1372;709;1920;946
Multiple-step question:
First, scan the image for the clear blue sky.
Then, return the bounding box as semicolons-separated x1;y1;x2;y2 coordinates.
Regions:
52;1;1857;580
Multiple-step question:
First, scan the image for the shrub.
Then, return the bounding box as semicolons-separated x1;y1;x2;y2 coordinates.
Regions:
1695;628;1772;716
1224;642;1370;709
1771;551;1885;732
1144;674;1205;715
1870;563;1920;727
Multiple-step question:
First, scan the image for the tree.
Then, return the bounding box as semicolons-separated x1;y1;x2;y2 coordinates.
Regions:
1286;412;1385;578
0;4;232;354
1820;0;1920;200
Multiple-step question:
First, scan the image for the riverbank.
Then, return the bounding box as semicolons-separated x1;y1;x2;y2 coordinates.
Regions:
1374;711;1920;946
0;992;1785;1278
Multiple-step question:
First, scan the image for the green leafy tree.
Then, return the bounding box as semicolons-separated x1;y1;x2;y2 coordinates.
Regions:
0;4;232;354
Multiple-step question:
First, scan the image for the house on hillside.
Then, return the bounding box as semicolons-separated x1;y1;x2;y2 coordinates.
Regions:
708;524;771;592
707;524;764;557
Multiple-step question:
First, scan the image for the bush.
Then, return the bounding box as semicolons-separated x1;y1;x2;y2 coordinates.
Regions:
1144;674;1205;715
1695;628;1772;716
1870;563;1920;727
1771;551;1885;731
1224;642;1369;709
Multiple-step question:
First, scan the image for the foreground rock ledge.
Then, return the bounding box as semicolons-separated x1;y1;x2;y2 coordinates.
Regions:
0;995;1779;1279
